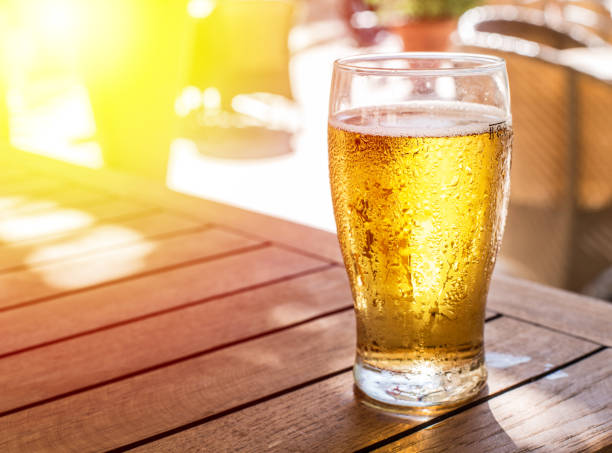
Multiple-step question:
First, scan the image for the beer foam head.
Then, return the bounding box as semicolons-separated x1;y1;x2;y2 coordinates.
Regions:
329;101;510;138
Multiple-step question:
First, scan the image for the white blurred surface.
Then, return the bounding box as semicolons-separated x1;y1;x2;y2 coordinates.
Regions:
167;24;401;233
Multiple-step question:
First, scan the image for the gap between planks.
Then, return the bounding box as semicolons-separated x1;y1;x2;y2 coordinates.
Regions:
0;213;207;274
0;238;269;314
97;316;601;453
0;265;344;416
0;313;535;448
0;301;349;419
0;246;328;362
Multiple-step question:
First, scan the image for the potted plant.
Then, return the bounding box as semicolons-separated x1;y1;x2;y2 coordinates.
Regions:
365;0;481;50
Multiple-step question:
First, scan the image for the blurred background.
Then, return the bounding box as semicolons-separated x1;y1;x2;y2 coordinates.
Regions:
1;0;611;299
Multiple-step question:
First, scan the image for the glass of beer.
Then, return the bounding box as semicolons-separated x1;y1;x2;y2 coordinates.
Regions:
328;53;512;411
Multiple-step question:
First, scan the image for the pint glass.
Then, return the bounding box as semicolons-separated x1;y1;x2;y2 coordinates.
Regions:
328;53;512;410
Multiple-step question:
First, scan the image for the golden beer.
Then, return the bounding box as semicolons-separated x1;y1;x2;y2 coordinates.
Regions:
329;103;512;406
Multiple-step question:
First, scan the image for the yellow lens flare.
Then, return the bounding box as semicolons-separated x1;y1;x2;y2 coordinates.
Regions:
33;0;79;43
2;0;103;168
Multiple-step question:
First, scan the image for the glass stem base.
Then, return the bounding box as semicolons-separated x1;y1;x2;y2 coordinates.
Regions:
353;353;487;412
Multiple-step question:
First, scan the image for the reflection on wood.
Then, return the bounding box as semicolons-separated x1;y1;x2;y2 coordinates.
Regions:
0;228;261;309
125;318;597;453
0;211;198;272
380;349;612;453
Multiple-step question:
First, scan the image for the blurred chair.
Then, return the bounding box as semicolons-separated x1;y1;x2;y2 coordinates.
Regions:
572;73;612;293
455;5;612;295
485;0;612;39
545;1;612;43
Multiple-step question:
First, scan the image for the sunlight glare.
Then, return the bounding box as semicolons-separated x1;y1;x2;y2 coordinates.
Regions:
35;0;78;41
8;83;104;168
231;93;299;131
187;0;216;19
0;197;62;216
0;196;24;212
202;87;222;111
0;209;93;242
34;234;154;289
26;225;147;266
270;304;313;324
175;85;202;117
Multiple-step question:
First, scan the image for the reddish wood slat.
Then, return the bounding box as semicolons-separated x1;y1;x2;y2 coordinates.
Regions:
0;291;498;413
489;274;612;346
212;209;343;263
379;349;612;453
0;227;261;310
0;311;354;452
0;211;198;272
0;246;326;356
0;187;109;217
0;198;155;249
3;148;610;453
0;316;597;452
0;267;349;413
129;317;599;453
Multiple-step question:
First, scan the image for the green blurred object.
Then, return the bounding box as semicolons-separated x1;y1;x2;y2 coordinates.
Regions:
366;0;480;20
362;0;481;50
183;0;296;159
189;0;294;109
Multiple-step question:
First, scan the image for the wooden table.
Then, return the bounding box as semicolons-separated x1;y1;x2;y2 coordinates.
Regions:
1;151;611;452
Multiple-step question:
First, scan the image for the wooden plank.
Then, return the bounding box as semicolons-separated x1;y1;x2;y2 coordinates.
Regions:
213;209;343;263
0;227;261;310
0;211;200;272
6;149;344;263
378;349;612;453
0;267;349;413
0;316;597;452
0;198;155;247
0;246;326;356
0;187;110;217
489;274;612;346
0;311;353;452
0;177;66;195
128;317;599;453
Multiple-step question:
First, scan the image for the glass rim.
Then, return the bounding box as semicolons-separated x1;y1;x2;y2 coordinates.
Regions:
334;52;506;76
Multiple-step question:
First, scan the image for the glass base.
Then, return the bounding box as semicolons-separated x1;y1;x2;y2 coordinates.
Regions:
353;354;487;414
